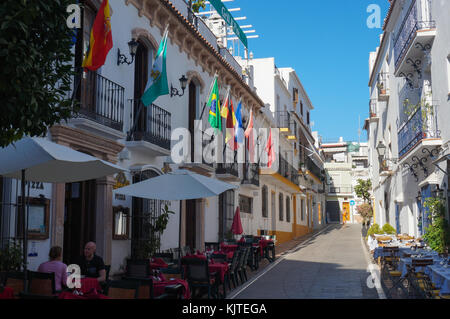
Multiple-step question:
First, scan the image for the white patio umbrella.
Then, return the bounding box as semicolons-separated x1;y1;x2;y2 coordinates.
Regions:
0;137;125;182
115;169;238;200
114;169;239;258
0;136;127;290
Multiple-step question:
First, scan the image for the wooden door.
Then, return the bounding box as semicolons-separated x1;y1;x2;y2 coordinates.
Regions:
185;199;196;251
133;41;149;134
343;202;350;223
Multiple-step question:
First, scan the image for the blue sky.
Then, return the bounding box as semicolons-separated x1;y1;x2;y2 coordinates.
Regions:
203;0;390;143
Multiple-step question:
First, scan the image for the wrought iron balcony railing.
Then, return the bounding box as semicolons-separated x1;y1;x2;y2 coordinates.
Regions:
328;186;353;194
377;72;390;99
216;163;239;177
129;100;171;150
306;157;322;180
279;155;299;185
393;0;435;70
398;103;439;158
242;163;260;187
369;99;378;118
73;69;124;131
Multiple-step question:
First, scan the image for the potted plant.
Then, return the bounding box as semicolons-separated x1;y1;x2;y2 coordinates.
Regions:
377;82;386;95
0;240;23;275
422;197;450;254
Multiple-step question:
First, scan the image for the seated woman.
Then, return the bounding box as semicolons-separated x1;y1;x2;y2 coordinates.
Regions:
37;246;68;292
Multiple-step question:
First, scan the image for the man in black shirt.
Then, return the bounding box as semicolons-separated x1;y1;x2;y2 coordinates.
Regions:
78;242;106;283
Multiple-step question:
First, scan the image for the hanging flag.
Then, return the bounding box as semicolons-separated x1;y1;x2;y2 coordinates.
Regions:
207;75;222;130
225;96;237;150
266;128;275;168
245;108;255;162
141;26;169;107
234;100;244;146
220;87;231;119
82;0;113;71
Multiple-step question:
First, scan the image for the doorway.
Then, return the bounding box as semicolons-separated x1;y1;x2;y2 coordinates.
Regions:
185;199;197;250
63;180;97;264
343;202;350;223
271;192;276;234
188;82;197;162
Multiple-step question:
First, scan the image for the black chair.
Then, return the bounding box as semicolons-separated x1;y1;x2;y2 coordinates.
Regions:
205;242;220;252
122;277;154;299
237;248;250;283
105;280;140;299
264;241;276;262
181;258;219;299
104;265;111;281
227;250;241;289
124;259;151;279
27;270;56;296
211;253;227;264
4;271;26;296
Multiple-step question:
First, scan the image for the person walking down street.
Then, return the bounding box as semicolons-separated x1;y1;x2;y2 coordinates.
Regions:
38;246;68;292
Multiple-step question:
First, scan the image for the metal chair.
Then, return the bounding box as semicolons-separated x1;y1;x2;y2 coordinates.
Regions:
4;271;26;296
124;259;151;279
227;249;241;289
181;258;219;299
238;247;250;283
27;270;56;296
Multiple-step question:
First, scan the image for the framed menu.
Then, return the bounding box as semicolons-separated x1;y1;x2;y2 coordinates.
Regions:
17;197;50;240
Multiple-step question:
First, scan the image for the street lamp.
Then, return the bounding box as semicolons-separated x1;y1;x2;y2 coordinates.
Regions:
117;39;139;65
170;75;188;97
376;141;387;158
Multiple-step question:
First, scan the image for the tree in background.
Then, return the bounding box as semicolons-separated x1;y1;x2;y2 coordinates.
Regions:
355;179;372;204
356;203;373;226
0;0;76;147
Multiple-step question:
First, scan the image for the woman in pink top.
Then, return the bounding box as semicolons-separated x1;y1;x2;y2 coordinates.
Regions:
37;246;68;292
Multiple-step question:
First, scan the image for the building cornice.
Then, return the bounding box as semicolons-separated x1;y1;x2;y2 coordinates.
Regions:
125;0;265;110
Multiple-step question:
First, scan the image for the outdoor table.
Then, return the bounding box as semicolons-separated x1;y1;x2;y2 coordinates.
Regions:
212;251;234;261
220;243;239;254
150;258;169;271
373;246;416;259
58;290;109;299
0;286;14;299
153;278;191;299
79;277;102;294
258;239;275;261
425;264;450;296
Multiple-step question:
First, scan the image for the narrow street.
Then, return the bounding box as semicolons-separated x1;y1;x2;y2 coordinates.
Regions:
231;224;379;299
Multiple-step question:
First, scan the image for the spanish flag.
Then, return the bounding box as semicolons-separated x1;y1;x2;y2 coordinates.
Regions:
82;0;113;71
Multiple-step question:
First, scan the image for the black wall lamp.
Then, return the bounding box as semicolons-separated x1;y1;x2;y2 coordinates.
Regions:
170;75;188;97
376;141;398;163
117;39;139;65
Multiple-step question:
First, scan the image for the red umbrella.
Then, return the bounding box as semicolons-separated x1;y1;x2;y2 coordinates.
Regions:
231;206;243;235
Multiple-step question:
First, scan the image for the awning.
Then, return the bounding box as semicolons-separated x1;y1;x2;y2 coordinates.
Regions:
418;171;440;188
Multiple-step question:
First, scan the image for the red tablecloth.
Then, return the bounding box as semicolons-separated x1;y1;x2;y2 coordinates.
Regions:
79;278;102;294
184;254;207;260
153;279;190;299
258;239;274;256
58;290;109;299
0;286;14;299
220;243;239;254
150;258;169;271
209;262;229;283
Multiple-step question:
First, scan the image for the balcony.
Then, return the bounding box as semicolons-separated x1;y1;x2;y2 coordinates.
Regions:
179;132;216;175
279;156;299;185
273;111;293;135
306;157;323;182
241;163;260;188
398;103;441;161
369;99;378;119
394;0;436;76
377;72;390;101
327;186;353;195
126;100;172;157
71;69;125;140
216;163;240;182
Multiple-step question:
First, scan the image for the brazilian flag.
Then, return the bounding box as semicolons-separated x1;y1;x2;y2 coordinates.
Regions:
207;76;222;130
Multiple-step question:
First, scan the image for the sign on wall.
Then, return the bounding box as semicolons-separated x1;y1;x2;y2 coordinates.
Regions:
209;0;248;49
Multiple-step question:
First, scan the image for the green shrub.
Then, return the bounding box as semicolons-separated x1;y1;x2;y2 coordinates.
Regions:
366;223;382;239
0;240;23;272
423;197;450;254
382;224;396;235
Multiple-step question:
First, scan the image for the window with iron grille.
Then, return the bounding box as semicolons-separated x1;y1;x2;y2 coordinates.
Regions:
262;185;268;218
286;196;291;223
239;195;253;214
279;193;284;221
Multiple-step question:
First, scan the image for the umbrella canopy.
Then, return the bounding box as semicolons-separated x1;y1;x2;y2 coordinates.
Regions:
0;137;126;182
114;169;238;200
231;206;243;235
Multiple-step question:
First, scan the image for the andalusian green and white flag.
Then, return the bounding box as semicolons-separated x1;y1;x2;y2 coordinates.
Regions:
141;26;169;107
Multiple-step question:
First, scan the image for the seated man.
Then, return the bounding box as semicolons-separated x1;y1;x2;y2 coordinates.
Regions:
77;242;106;283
